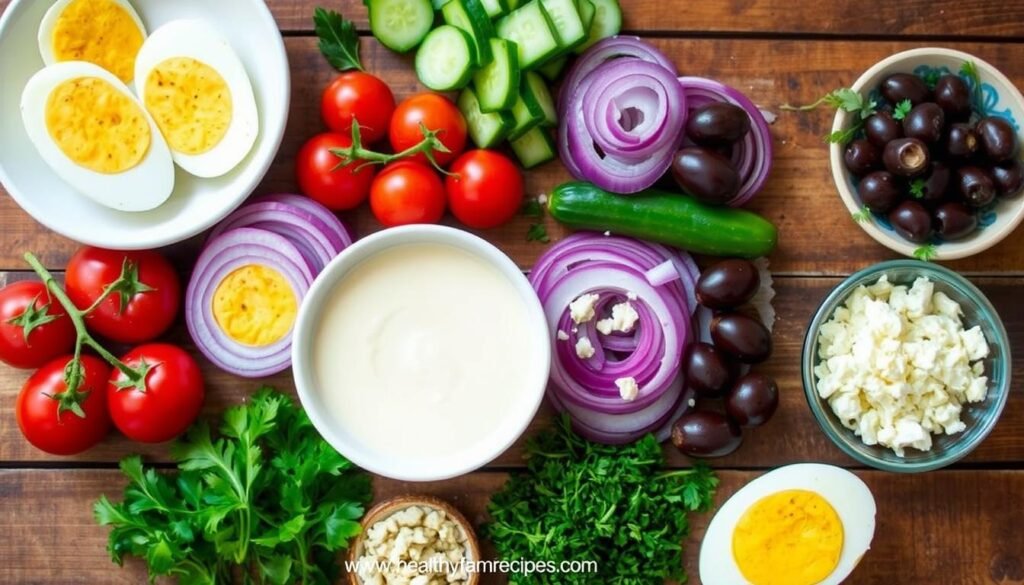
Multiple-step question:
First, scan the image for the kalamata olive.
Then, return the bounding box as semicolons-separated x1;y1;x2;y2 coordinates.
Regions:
671;147;740;204
858;170;902;213
883;137;930;177
957;166;997;207
710;312;772;364
685;102;751;147
992;159;1024;198
671;410;743;458
933;201;978;240
843;139;882;176
919;162;951;201
725;374;779;427
696;258;761;309
684;343;738;399
902;102;945;143
933;74;972;120
864;111;903;147
944;123;979;159
888;200;933;243
976;117;1018;162
880;73;931;106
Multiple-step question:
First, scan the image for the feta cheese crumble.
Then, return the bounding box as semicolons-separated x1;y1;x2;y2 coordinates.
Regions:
615;377;640;401
596;302;639;335
814;276;990;457
556;330;570;341
357;505;470;585
575;337;596;359
569;293;600;324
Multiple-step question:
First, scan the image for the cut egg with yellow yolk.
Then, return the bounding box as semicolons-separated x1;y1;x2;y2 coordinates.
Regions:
37;0;147;84
134;19;259;178
699;464;876;585
20;61;175;212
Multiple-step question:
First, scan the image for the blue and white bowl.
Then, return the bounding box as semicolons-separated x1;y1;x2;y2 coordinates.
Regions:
830;48;1024;261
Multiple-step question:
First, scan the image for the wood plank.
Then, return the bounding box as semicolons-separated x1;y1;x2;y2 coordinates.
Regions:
3;274;1021;466
2;468;1023;584
6;38;1024;274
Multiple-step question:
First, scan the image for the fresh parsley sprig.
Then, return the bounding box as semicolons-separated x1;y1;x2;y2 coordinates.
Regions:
914;244;938;262
314;7;363;72
782;88;878;144
960;60;984;114
892;99;913;121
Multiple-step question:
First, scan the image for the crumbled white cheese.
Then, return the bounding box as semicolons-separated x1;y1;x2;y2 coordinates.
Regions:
814;276;990;457
603;230;611;236
596;302;639;335
569;293;600;324
615;377;640;401
556;330;570;341
357;505;470;585
687;398;696;408
575;337;596;359
626;291;638;301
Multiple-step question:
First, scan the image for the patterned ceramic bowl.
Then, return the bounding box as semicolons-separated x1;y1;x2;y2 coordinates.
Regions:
830;48;1024;261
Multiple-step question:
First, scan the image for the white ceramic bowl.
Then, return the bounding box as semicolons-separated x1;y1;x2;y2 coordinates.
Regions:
0;0;289;249
292;226;551;482
830;48;1024;261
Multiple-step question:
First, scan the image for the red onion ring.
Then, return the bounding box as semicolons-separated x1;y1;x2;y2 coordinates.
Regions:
257;194;354;251
559;36;675;106
207;201;339;273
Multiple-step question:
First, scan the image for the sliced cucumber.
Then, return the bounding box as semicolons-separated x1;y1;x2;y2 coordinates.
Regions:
511;126;556;168
442;0;496;65
458;87;515;148
537;54;567;80
369;0;435;53
495;0;561;70
540;0;586;51
432;0;452;7
509;91;544;140
480;0;509;17
473;38;520;112
415;26;476;90
523;71;557;127
575;0;620;53
576;0;595;31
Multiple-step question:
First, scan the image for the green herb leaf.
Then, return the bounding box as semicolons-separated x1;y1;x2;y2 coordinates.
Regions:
914;244;938;262
960;60;984;113
527;223;550;243
922;69;942;90
826;123;863;145
521;197;544;218
909;178;926;199
892;99;913;121
313;7;364;72
851;205;873;223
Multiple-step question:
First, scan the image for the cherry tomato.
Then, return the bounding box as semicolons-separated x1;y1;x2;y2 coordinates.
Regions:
296;132;377;211
16;355;112;455
0;281;76;369
370;161;447;227
446;150;524;229
107;344;204;444
65;247;180;344
389;93;467;167
321;72;396;146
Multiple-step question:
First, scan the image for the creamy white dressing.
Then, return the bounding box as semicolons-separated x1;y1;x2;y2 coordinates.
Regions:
313;243;536;461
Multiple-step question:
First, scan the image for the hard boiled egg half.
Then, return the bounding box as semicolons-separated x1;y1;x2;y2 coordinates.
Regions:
37;0;147;84
700;464;876;585
134;19;259;178
21;61;175;212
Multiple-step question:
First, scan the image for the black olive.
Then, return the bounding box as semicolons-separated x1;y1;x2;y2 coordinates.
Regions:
880;73;931;106
992;159;1024;198
944;123;979;159
696;259;761;309
933;74;972;120
933;201;978;240
883;137;931;177
843;139;882;176
864;111;904;147
684;343;738;399
671;147;740;204
710;312;772;364
858;170;902;213
920;162;952;201
975;117;1018;162
957;166;997;207
685;102;751;147
902;102;945;143
671;410;743;458
725;374;779;428
888;200;933;243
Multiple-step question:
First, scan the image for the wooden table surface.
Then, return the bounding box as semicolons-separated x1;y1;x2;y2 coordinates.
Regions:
2;1;1024;584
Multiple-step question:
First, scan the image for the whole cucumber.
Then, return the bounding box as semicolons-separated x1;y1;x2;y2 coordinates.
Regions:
547;181;777;257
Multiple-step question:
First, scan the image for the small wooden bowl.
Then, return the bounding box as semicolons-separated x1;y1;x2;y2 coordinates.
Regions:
347;495;481;585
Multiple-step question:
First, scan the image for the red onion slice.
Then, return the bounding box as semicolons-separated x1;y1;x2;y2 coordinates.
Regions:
559;36;675;107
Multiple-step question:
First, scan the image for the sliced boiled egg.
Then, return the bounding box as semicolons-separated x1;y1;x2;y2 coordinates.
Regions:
700;463;876;585
38;0;147;84
134;19;259;178
21;61;175;212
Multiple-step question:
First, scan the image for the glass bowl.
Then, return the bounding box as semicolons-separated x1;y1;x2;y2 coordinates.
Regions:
802;260;1011;472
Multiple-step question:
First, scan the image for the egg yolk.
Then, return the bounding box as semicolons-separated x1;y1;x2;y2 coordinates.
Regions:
144;57;233;155
51;0;143;83
213;265;297;347
732;489;844;585
45;77;151;174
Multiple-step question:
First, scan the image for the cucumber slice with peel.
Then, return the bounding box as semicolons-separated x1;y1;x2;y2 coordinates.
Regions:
473;38;520;112
415;25;476;90
369;0;435;53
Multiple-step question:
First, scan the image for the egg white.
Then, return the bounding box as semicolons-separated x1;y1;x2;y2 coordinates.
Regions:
37;0;147;69
134;19;259;179
699;464;877;585
20;61;175;212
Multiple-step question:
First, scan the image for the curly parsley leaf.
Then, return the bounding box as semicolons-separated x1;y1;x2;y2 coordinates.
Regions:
313;7;363;72
922;69;942;90
892;99;913;121
826;124;863;145
914;244;938;262
909;178;927;199
526;223;550;243
851;205;873;223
